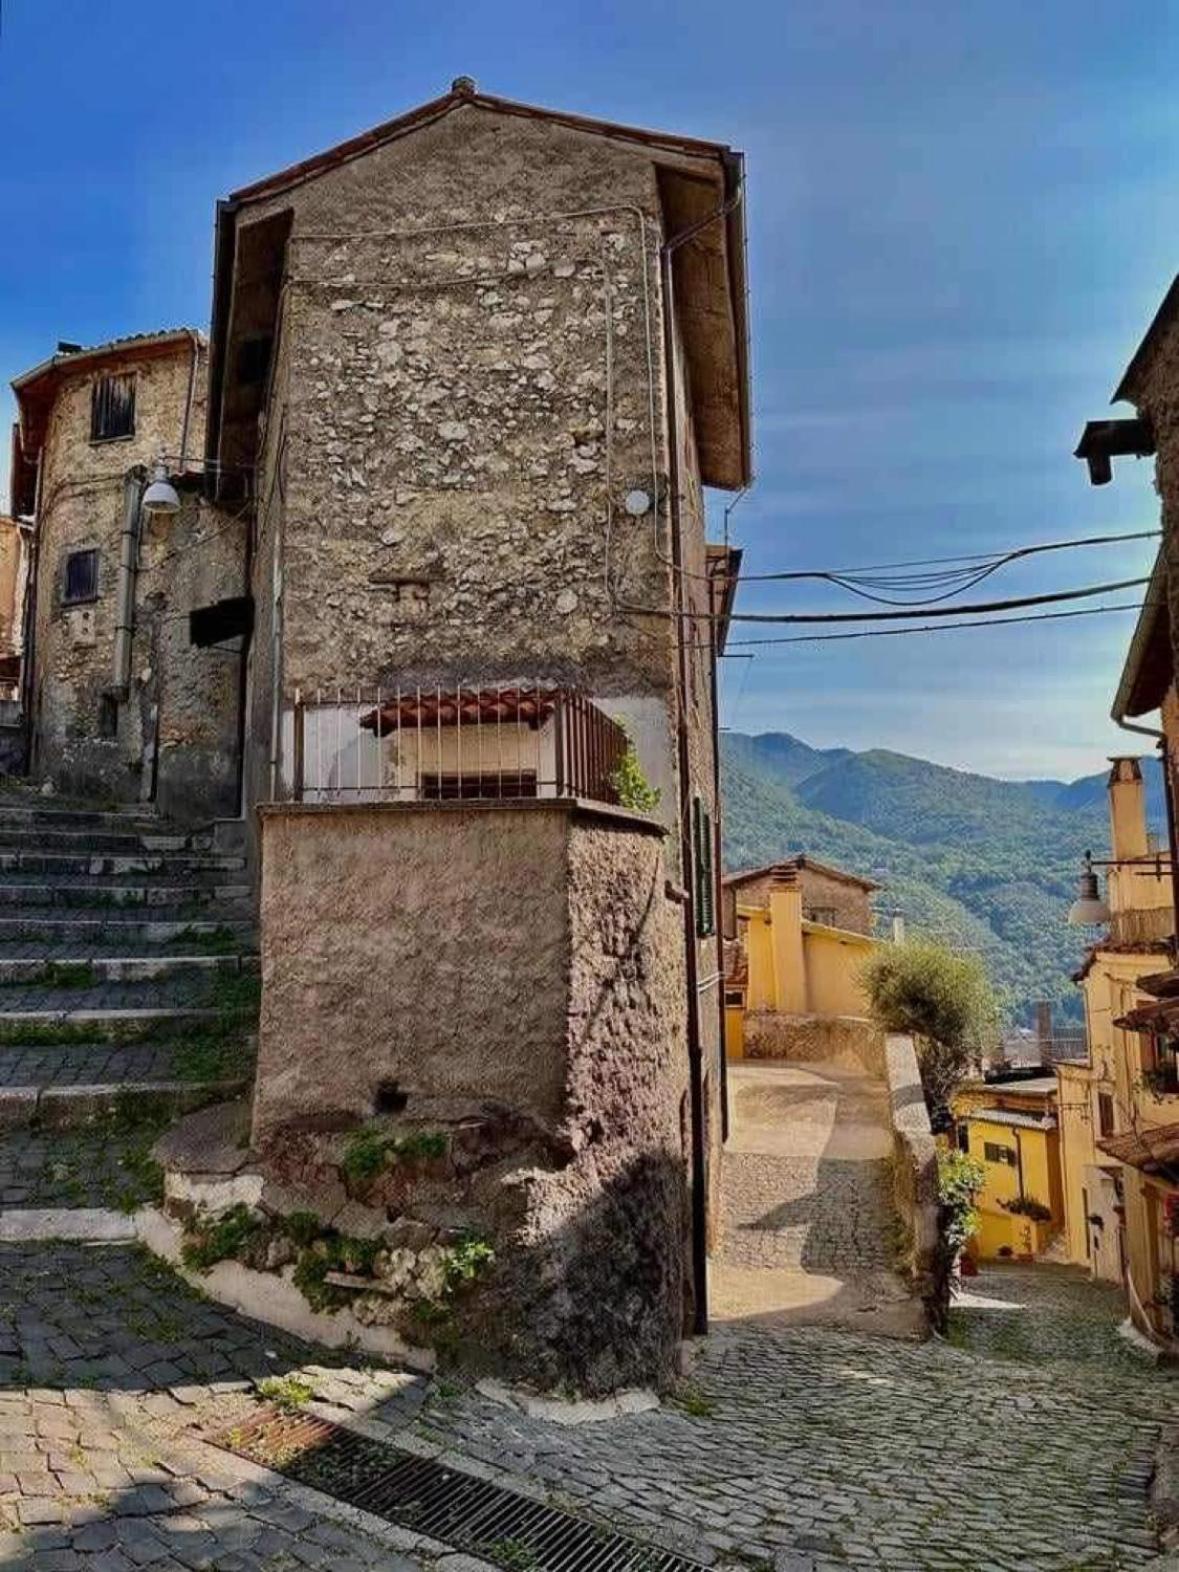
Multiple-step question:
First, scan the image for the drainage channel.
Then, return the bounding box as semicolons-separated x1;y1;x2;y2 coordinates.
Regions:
215;1408;707;1571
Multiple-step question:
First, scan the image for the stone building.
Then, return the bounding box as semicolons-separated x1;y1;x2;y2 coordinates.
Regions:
3;83;749;1390
9;331;246;820
195;79;749;1389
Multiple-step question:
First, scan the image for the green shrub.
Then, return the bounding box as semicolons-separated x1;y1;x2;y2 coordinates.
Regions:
999;1195;1053;1222
610;739;660;814
441;1233;495;1290
860;940;997;1115
931;1149;986;1332
340;1125;448;1190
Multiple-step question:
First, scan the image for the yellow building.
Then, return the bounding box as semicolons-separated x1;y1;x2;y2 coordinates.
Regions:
952;1072;1064;1260
1055;580;1179;1348
722;857;880;1059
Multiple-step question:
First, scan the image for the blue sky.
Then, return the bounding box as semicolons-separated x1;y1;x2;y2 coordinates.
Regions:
1;0;1175;780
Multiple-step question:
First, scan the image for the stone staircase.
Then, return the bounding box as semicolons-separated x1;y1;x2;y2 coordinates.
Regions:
0;792;258;1198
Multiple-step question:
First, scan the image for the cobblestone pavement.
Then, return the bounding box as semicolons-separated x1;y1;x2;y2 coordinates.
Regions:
721;1152;895;1271
0;1127;167;1210
402;1262;1176;1570
0;1242;1174;1570
0;1244;459;1570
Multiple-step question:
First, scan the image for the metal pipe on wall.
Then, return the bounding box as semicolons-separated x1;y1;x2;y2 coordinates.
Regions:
111;467;146;695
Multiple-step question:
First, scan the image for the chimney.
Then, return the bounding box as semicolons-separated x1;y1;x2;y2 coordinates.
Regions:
1108;756;1148;863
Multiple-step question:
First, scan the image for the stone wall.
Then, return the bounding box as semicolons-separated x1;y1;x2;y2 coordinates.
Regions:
744;1010;883;1074
729;867;873;936
251;797;689;1392
883;1033;939;1321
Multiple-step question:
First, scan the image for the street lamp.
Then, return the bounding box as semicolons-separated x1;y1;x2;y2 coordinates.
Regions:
142;458;181;517
1066;851;1112;927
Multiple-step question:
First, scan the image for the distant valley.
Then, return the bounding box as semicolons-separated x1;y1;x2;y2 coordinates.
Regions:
720;732;1166;1025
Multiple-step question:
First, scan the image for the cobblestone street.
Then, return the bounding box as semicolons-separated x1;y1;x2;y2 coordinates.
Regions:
0;1244;1173;1570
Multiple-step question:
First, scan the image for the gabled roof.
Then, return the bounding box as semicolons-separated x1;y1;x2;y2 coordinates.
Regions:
227;78;744;205
209;80;751;492
1113;274;1179;406
10;330;204;504
723;857;881;893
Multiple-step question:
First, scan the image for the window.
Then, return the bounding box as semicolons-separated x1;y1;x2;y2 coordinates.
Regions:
956;1125;970;1154
983;1141;1017;1166
90;373;136;441
693;796;715;937
62;548;99;606
420;772;537;801
807;905;838;927
1097;1092;1116;1138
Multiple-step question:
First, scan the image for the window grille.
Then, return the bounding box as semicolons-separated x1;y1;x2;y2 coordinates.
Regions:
62;548;98;605
694;796;715;937
983;1141;1016;1166
90;373;136;441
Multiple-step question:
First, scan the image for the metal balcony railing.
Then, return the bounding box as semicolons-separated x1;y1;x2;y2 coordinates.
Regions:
290;683;629;808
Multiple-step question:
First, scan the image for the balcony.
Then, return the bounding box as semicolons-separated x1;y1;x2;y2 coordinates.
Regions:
289;683;629;808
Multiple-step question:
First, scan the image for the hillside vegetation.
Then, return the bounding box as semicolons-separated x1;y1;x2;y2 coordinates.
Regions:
721;732;1166;1026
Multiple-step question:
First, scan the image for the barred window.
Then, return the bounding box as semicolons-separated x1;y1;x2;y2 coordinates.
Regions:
694;796;715;937
62;548;99;606
90;373;136;441
983;1141;1016;1166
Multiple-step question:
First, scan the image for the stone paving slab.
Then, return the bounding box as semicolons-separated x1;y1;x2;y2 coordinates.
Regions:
0;1127;167;1210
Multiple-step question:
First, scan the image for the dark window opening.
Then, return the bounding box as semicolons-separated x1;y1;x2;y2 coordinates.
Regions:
724;990;744;1007
373;1081;408;1115
90;373;136;442
63;548;99;606
98;694;119;738
806;906;838;927
957;1125;970;1153
983;1141;1016;1166
420;772;538;801
694;796;715;937
235;335;273;387
1098;1092;1116;1138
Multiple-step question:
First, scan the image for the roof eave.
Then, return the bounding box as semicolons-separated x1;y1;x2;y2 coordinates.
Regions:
1113;273;1179;407
1111;551;1170;723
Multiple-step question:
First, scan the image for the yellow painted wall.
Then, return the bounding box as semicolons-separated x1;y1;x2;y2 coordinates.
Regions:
801;922;874;1016
743;910;775;1013
724;1003;744;1060
953;1088;1063;1260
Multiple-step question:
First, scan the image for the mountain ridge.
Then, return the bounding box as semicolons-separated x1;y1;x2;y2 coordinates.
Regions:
719;731;1166;1025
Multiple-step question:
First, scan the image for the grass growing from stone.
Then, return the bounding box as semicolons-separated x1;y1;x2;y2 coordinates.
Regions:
256;1374;315;1411
168;924;250;956
340;1123;448;1190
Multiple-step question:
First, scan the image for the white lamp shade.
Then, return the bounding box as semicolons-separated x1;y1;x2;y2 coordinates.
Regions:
142;475;181;516
1067;868;1110;926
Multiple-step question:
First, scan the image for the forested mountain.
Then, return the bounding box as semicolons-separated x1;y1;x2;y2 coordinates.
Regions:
720;732;1166;1026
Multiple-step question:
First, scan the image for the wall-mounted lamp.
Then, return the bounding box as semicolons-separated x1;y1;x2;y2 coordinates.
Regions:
1067;851;1112;927
142;458;181;517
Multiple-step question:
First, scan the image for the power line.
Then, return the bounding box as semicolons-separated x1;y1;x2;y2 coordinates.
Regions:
737;527;1159;587
709;575;1150;626
726;600;1154;647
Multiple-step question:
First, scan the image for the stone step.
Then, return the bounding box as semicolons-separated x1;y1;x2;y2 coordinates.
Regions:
0;850;246;877
0;1006;246;1044
0;826;205;853
0;881;253;908
0;1076;250;1131
0;803;163;829
0;1036;256;1095
0;952;257;985
0;912;256;946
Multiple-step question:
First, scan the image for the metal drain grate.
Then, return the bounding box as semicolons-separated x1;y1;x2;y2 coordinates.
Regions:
216;1408;707;1571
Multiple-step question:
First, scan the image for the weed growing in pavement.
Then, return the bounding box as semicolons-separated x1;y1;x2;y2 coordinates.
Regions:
257;1374;315;1411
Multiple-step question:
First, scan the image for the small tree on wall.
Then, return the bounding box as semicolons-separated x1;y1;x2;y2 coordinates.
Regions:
859;939;997;1123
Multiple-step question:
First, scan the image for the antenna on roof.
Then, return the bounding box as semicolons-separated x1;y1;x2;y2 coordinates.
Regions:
56;342;82;356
